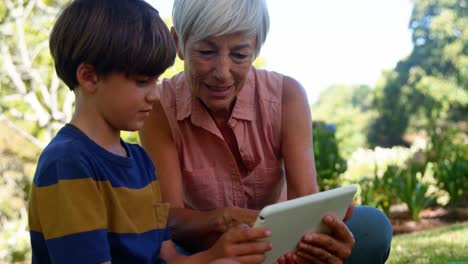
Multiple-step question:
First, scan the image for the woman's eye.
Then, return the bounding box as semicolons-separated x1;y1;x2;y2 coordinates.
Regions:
198;50;215;56
232;53;249;60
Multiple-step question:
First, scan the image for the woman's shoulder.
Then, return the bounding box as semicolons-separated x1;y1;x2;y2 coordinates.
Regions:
251;67;305;103
250;67;283;103
251;67;284;84
158;72;184;93
157;72;187;107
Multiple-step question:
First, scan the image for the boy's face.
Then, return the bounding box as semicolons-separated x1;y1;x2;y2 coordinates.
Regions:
94;72;158;132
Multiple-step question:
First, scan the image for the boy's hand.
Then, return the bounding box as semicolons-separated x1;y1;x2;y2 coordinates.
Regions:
207;224;272;263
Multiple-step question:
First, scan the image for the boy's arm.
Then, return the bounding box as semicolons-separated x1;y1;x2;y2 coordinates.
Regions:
159;225;272;264
29;160;111;263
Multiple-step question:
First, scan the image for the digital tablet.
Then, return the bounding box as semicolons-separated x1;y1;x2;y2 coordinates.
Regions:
253;184;357;263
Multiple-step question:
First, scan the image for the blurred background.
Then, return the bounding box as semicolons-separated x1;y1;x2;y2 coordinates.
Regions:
0;0;466;263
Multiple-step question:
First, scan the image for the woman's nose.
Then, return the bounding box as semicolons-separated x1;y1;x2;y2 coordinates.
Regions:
212;55;231;81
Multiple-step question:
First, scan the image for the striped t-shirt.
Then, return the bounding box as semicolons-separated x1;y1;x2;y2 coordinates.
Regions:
28;124;170;264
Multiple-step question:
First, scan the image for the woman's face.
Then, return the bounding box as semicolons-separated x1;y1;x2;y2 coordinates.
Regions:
183;33;256;115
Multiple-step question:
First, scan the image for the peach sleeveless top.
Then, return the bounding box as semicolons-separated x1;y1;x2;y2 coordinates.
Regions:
158;67;287;210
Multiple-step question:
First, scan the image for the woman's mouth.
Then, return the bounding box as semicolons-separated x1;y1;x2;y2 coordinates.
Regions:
206;85;233;98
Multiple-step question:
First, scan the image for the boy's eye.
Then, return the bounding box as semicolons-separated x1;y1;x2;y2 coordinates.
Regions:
132;76;157;85
135;79;150;84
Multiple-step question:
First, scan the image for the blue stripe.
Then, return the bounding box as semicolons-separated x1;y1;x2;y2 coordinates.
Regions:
33;126;156;189
31;229;110;264
31;228;170;264
108;228;171;264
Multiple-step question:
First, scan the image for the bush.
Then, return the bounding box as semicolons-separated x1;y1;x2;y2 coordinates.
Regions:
342;146;414;184
312;121;347;190
392;163;437;221
343;143;438;219
425;124;468;205
359;165;398;216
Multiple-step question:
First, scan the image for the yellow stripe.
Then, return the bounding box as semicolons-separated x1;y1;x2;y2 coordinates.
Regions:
151;181;169;229
28;187;42;232
29;178;107;239
29;179;169;239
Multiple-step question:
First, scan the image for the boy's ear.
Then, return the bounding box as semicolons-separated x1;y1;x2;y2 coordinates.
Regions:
76;63;98;93
171;27;184;60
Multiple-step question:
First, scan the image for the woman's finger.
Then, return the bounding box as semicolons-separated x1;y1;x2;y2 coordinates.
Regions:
322;214;355;246
300;233;353;260
343;202;355;222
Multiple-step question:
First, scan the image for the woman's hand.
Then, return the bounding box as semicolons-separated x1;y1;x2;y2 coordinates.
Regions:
212;206;259;232
274;252;300;264
343;203;355;222
294;214;355;263
206;224;272;263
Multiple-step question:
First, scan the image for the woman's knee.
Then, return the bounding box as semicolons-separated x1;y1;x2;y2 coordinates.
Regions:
345;206;393;263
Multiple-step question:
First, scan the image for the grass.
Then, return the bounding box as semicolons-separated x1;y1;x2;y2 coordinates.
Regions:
387;221;468;264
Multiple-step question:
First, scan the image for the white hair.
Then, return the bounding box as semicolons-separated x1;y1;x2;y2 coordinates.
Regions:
172;0;269;57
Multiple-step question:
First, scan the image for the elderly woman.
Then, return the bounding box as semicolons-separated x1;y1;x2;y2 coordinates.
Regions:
140;0;392;263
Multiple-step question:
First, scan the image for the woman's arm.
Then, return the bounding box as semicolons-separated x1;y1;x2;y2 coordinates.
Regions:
280;76;319;199
139;98;258;252
140;98;218;250
280;77;355;263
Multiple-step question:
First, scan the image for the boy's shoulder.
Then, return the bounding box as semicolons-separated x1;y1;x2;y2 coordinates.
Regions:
39;125;90;163
34;125;155;187
34;125;97;186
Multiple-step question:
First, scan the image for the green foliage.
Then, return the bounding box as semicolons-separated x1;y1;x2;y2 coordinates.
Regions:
342;146;414;184
312;121;347;190
425;124;468;205
344;143;440;219
359;165;398;216
368;0;467;147
1;0;72;147
367;67;413;147
0;124;39;262
393;164;436;221
312;84;375;158
388;222;468;264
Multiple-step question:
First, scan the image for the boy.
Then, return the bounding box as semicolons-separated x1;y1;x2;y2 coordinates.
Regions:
28;0;272;263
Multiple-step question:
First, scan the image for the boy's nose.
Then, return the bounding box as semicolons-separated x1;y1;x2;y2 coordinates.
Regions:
146;84;158;102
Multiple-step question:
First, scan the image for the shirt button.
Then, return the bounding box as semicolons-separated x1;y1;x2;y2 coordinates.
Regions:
235;181;241;187
239;203;244;208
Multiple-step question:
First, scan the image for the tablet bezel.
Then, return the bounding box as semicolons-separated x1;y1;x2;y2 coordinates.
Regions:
253;184;357;263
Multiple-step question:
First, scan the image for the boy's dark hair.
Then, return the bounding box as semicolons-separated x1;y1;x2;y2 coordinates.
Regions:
50;0;176;90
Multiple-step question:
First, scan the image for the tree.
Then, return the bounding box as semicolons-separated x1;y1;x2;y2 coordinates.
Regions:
1;0;72;149
312;84;375;158
368;0;467;147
